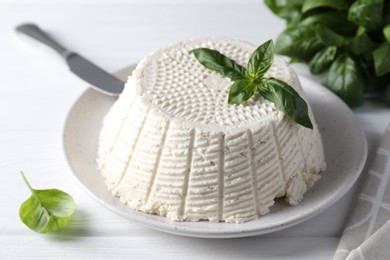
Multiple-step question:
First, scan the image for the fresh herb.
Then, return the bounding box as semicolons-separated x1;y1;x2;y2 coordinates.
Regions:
190;40;313;129
265;0;390;107
19;171;76;233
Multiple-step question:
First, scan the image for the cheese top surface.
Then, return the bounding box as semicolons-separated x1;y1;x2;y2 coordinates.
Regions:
133;38;302;131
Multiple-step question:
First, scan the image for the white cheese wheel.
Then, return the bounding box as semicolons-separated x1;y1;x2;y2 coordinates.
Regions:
97;38;326;223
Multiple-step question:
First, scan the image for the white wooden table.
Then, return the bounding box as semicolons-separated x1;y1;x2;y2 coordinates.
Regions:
1;1;389;259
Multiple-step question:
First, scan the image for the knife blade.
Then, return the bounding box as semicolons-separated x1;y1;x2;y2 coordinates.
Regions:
15;23;125;96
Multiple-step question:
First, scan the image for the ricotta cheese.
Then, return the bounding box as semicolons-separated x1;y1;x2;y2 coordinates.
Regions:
97;38;326;223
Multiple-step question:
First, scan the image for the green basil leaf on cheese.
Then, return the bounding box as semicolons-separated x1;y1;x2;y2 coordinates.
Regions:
190;48;246;81
228;79;256;105
257;77;313;129
191;39;313;129
247;39;274;79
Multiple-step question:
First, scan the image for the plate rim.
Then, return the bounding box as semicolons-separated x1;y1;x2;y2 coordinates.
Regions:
62;72;367;238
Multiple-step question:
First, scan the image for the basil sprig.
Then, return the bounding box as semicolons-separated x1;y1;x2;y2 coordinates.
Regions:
190;40;313;129
19;172;76;233
265;0;390;107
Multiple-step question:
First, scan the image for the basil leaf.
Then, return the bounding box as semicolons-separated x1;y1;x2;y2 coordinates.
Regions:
302;0;349;13
191;40;314;127
322;55;364;107
309;46;337;74
373;43;390;76
257;77;313;129
348;0;384;31
228;79;256;105
247;40;274;78
19;172;76;233
384;24;390;43
275;25;323;60
317;25;345;47
264;0;303;24
348;31;378;55
300;11;357;36
190;48;246;80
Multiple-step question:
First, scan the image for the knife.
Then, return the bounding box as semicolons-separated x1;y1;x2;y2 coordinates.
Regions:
15;23;125;96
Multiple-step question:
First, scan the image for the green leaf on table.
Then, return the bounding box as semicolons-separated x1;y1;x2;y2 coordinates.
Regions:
322;54;364;107
383;24;390;43
19;172;76;233
247;40;274;78
258;77;313;129
317;25;345;47
309;46;337;74
348;0;384;31
275;25;323;60
373;43;390;76
228;79;256;105
189;48;246;81
302;0;349;13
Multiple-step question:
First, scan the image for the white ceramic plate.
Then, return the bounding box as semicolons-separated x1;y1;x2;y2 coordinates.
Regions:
63;66;367;238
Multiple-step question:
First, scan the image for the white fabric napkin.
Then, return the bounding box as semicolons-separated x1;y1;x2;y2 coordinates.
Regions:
334;123;390;260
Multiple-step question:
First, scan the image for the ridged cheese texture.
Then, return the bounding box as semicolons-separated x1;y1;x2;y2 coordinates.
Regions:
97;38;326;223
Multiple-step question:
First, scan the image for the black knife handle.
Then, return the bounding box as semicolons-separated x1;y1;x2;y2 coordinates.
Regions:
16;23;69;57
